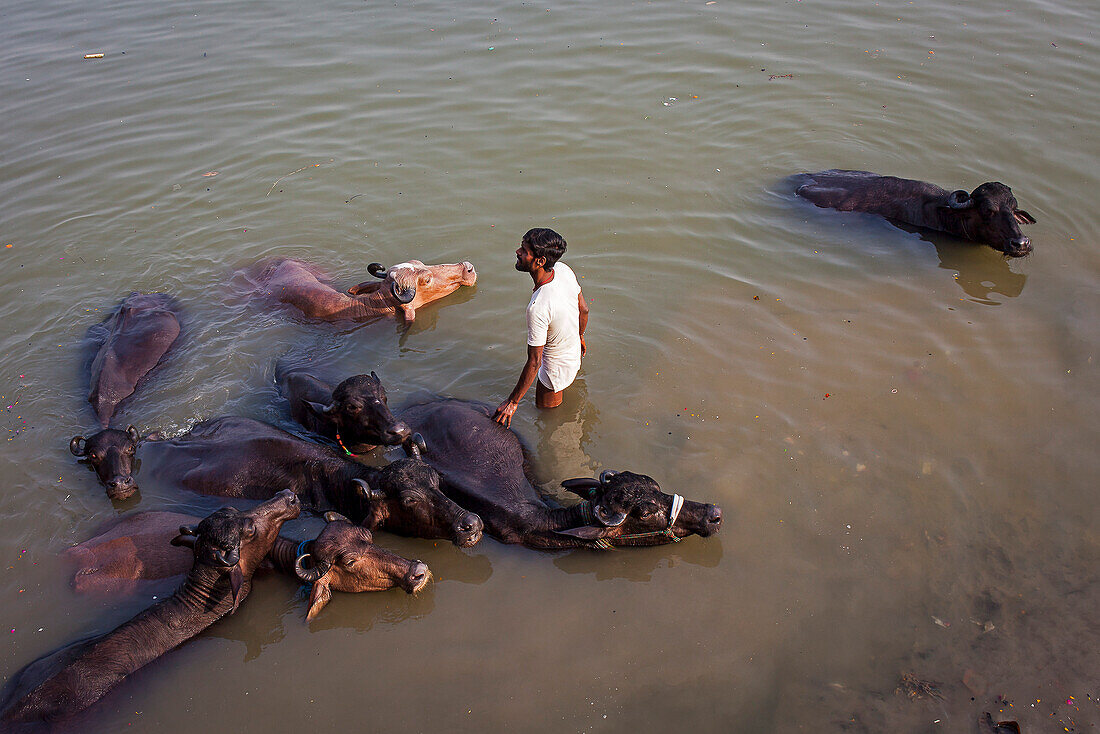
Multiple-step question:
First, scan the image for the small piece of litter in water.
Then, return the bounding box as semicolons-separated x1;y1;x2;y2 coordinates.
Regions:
83;53;104;59
202;171;218;177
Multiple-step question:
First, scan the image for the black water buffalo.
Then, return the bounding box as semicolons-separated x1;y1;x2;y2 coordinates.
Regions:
276;366;411;453
0;491;299;729
399;399;723;550
84;292;181;427
68;417;482;546
794;170;1036;257
65;510;430;618
69;425;140;500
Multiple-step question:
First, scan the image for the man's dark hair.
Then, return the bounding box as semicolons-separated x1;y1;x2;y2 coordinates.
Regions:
522;228;567;271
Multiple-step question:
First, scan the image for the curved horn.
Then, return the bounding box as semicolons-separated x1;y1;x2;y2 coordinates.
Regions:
323;511;351;524
69;436;87;457
353;477;386;501
126;425;139;442
170;533;197;549
177;525;198;537
561;477;600;490
405;432;427;459
593;504;627;527
295;553;332;583
947;190;972;209
368;262;387;279
213;547;240;568
599;470;618;484
390;280;416;304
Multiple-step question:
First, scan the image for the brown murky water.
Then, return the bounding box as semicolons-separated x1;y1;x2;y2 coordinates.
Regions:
1;0;1097;731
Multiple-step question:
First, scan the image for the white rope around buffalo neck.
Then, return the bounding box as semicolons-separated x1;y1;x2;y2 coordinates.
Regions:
668;494;684;530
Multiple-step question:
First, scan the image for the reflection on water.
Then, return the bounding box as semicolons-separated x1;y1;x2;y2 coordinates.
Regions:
530;376;600;488
931;239;1028;304
553;536;724;582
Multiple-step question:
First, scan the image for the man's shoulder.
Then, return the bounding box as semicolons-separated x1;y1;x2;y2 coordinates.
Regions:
553;262;580;289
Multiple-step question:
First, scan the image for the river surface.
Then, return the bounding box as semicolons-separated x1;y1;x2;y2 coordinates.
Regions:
1;0;1097;731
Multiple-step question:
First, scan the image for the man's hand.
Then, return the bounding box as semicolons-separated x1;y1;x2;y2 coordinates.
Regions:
493;399;519;427
580;334;586;358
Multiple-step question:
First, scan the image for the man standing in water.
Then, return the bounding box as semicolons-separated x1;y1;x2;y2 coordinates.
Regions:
493;228;589;427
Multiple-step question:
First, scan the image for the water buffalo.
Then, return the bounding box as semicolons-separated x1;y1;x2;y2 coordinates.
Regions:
83;292;181;427
68;417;483;547
0;491;300;729
399;399;723;550
239;257;477;322
794;169;1036;257
69;425;140;500
64;510;430;618
276;366;410;453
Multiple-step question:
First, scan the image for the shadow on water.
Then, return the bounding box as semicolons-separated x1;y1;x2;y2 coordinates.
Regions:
552;536;723;581
897;225;1028;305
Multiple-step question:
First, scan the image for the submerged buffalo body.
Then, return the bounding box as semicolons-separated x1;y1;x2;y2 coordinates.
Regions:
276;367;410;453
794;170;1035;256
68;417;482;546
84;293;181;427
0;492;300;729
239;257;477;322
65;510;430;618
399;399;723;550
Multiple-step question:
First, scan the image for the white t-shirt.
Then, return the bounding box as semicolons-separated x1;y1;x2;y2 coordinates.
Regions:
526;262;582;392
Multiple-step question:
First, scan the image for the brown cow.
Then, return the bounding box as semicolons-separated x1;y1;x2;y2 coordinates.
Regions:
239;257;476;322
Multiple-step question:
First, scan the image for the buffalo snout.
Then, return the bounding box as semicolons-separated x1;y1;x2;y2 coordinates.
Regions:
384;420;413;444
453;511;484;548
105;475;138;501
1004;235;1032;258
403;561;431;594
700;504;723;537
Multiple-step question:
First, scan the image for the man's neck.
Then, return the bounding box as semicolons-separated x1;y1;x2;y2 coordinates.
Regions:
531;265;555;291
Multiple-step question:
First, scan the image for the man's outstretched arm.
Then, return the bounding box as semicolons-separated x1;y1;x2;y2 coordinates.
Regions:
578;290;589;357
493;344;543;427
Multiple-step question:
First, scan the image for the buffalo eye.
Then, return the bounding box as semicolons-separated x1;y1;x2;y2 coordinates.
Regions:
401;495;418;508
345;403;361;415
125;444;136;455
241;519;256;539
637;503;659;519
420;274;432;285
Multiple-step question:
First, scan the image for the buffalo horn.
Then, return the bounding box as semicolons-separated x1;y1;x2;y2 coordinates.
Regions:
69;436;87;457
391;280;416;304
947;190;973;209
594;504;627;527
599;470;618;484
324;511;351;524
353;478;385;501
213;547;240;568
295;553;332;583
405;432;427;459
126;425;139;442
561;477;600;490
368;262;387;279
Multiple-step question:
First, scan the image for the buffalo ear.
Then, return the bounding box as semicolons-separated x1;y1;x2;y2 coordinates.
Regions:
353;478;385;502
170;534;197;549
554;524;613;540
346;281;374;296
307;579;333;621
69;436;87;457
303;400;331;417
228;566;246;613
561;478;601;499
126;426;139;443
398;303;416;322
1014;209;1036;224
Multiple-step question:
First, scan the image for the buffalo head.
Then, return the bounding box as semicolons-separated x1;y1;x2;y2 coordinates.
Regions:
69;426;141;500
294;511;431;620
302;372;410;449
369;259;477;322
558;470;723;547
171;489;300;612
352;458;483;547
943;182;1035;257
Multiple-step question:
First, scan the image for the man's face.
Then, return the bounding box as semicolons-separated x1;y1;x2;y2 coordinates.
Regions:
515;242;541;273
